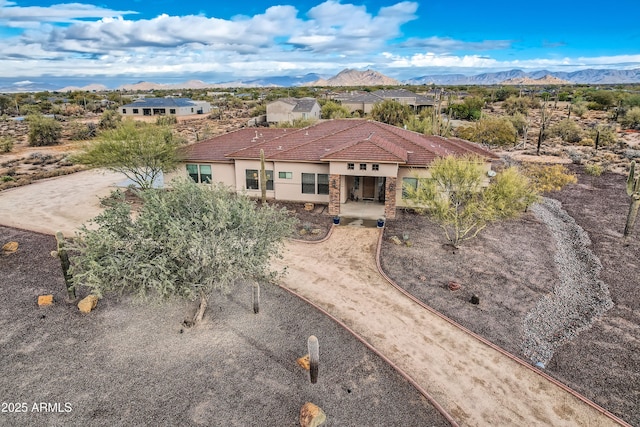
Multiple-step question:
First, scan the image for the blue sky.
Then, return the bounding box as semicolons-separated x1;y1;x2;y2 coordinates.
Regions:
1;0;639;85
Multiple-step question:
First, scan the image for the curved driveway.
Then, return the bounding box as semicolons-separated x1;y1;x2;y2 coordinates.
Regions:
275;227;626;427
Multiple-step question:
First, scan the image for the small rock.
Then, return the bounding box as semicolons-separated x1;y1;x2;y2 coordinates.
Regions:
78;295;99;313
390;235;402;245
405;240;413;247
38;295;54;306
448;281;461;291
304;203;314;211
419;275;427;282
2;241;18;253
300;402;326;427
470;295;480;305
299;229;308;235
310;228;322;235
297;354;310;370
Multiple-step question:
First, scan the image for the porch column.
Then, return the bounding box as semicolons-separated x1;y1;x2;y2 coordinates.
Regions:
329;174;341;216
384;176;396;219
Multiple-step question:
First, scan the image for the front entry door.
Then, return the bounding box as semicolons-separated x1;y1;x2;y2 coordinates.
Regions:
363;177;375;200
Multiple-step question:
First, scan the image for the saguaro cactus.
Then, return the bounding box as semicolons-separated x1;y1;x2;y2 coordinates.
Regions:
624;161;640;239
260;148;267;204
307;335;319;384
252;282;260;314
50;231;75;301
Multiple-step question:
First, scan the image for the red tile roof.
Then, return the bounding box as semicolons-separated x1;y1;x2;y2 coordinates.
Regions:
181;119;498;165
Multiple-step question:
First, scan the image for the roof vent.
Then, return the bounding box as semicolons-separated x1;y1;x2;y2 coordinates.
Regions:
278;145;283;150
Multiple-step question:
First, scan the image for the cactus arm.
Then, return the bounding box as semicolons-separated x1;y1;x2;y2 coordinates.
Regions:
623;198;640;238
54;231;75;301
627;161;636;196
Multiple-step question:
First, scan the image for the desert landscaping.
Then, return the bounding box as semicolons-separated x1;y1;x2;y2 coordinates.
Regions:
1;85;640;426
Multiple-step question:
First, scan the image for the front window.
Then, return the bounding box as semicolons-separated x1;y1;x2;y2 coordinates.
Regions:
317;174;329;195
169;109;176;114
347;163;354;170
372;164;380;171
359;163;367;170
302;173;315;194
132;108;139;114
279;171;292;179
122;109;127;114
266;170;274;191
246;169;259;190
402;177;418;199
186;164;212;183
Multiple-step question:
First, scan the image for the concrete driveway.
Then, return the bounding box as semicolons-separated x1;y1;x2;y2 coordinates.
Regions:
0;169;124;236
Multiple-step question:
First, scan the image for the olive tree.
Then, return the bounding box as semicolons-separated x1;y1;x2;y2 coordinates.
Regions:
69;179;297;326
74;120;183;190
404;155;537;248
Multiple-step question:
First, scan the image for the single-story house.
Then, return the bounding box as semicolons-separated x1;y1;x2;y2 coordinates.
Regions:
333;89;436;114
266;98;321;124
171;119;498;219
119;98;212;117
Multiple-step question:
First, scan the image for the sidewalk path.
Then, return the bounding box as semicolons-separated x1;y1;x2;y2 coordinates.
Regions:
275;226;624;427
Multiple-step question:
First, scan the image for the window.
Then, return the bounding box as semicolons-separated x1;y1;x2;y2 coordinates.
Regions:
169;109;176;114
122;109;127;114
279;171;292;179
266;170;274;191
359;163;367;170
246;169;259;190
186;164;212;183
347;163;354;170
317;174;329;195
302;173;315;194
372;164;380;171
402;177;418;199
133;108;139;114
191;108;194;113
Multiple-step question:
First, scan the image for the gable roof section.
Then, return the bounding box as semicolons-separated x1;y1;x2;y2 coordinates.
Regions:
181;128;287;163
182;119;497;165
291;98;319;113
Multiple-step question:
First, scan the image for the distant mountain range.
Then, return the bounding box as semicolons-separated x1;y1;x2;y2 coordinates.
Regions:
1;68;639;93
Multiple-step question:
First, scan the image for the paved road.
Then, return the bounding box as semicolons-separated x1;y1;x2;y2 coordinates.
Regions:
275;227;623;427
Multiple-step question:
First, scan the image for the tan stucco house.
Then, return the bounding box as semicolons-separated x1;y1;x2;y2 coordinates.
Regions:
334;89;436;114
119;98;212;117
171;119;497;219
266;98;321;124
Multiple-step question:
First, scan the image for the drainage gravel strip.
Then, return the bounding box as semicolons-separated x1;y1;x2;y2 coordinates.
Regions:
524;197;614;366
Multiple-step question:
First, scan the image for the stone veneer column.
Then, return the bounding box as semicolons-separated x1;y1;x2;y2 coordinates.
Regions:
384;177;396;219
328;174;341;216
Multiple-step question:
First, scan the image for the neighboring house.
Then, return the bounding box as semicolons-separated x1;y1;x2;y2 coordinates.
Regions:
170;119;498;219
119;98;212;117
334;89;436;114
266;98;321;124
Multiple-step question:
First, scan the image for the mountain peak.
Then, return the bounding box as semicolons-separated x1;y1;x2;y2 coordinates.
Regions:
306;68;400;87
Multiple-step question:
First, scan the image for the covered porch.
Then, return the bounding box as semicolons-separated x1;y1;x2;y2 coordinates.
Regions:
338;200;386;220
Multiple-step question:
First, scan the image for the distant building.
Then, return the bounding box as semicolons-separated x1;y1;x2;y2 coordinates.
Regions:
119;98;212;117
266;98;321;124
332;89;435;114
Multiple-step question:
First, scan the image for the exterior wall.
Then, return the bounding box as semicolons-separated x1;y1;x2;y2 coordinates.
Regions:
342;101;376;114
119;105;197;116
234;159;276;199
273;161;331;203
329;161;397;177
192;101;212;114
167;162;236;188
266;101;294;123
395;167;430;208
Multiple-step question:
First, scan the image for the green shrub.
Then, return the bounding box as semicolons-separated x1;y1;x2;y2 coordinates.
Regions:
27;115;62;146
584;164;604;176
0;136;13;153
156;115;178;126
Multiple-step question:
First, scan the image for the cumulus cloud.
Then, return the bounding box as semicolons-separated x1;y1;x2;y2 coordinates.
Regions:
0;0;137;25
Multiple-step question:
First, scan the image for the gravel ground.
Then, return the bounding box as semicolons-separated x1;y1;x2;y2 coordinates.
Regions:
524;198;614;366
0;226;449;427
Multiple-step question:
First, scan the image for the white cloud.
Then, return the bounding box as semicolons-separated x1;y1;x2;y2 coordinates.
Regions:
0;1;137;25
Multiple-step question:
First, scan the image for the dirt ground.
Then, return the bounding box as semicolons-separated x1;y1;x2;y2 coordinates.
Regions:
381;166;639;425
0;226;449;427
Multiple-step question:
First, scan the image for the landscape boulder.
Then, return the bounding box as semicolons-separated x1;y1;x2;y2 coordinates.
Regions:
300;402;326;427
37;295;54;306
78;295;99;313
2;241;19;253
296;354;310;370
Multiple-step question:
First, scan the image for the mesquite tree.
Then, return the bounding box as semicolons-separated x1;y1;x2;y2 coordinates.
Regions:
69;179;296;326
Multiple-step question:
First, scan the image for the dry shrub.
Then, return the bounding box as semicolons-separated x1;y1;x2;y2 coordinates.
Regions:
522;164;578;193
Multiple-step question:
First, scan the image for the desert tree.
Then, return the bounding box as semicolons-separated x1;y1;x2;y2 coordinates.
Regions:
456;116;517;146
27;114;62;146
621;107;640;130
548;119;583;143
74;120;183;190
404;155;537;248
69;179;297;326
98;109;122;130
320;100;350;119
370;99;412;126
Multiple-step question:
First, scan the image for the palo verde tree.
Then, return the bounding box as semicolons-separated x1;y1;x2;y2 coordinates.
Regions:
69;179;297;326
404;155;537;248
74;120;183;190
